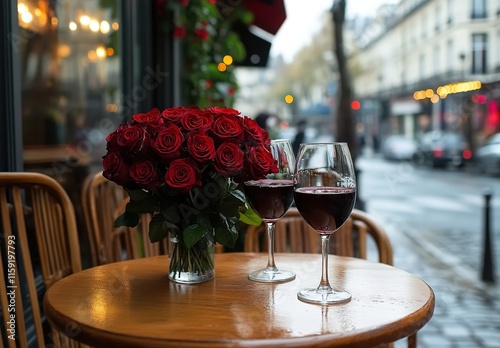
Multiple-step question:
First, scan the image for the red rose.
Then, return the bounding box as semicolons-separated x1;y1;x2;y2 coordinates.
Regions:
173;26;186;38
165;158;201;192
181;108;213;132
211;115;244;142
152;123;184;160
244;146;278;180
161;106;191;124
129;161;161;190
207;106;240;117
186;132;216;163
132;108;162;125
194;28;209;40
243;116;268;145
105;123;127;151
214;142;244;176
117;124;151;157
102;152;131;186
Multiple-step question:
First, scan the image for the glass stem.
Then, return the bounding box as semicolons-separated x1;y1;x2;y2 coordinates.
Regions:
318;235;332;292
265;222;278;272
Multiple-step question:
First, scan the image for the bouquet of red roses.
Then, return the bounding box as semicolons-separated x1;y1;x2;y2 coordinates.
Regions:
102;106;276;281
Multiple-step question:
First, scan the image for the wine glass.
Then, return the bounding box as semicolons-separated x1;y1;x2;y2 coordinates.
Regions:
244;139;296;282
293;143;356;304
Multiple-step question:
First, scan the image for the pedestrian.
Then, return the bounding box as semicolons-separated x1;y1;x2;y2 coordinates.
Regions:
292;120;307;156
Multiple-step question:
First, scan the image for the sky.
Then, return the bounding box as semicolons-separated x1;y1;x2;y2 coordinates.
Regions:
270;0;399;62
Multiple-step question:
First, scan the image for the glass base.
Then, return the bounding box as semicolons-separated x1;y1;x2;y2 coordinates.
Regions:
297;288;351;304
248;268;296;283
169;269;215;284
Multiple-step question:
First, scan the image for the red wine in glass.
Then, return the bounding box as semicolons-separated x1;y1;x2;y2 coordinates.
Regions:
294;142;357;304
244;179;294;222
244;139;296;283
293;187;356;234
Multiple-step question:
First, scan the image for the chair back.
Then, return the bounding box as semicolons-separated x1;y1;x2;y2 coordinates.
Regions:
244;208;393;265
245;208;318;253
82;171;165;266
0;172;82;347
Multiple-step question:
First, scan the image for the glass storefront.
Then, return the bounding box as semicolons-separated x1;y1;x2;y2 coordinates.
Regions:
17;0;122;180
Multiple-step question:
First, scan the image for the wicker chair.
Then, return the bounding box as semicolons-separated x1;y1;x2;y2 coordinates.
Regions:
81;171;163;266
245;207;393;265
0;172;85;347
82;171;225;266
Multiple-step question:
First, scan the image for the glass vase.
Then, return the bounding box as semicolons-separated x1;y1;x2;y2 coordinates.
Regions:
168;232;215;284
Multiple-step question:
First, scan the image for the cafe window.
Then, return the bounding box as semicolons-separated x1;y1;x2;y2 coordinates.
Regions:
471;0;487;19
471;33;488;74
17;0;123;180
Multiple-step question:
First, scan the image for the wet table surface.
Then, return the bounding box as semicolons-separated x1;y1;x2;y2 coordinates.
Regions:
44;253;435;348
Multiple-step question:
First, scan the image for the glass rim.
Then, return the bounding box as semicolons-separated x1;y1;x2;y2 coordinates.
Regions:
299;142;348;145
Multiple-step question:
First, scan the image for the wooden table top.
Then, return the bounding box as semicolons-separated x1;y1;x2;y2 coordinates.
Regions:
43;253;435;348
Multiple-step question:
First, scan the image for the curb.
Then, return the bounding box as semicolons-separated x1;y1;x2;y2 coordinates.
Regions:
399;226;498;298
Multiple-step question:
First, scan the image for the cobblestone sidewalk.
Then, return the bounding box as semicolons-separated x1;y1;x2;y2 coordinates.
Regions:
379;217;500;348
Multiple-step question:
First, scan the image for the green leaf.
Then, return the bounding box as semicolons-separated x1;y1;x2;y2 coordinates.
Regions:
228;189;246;204
160;202;181;224
127;198;157;214
149;214;172;243
197;213;212;230
214;218;238;247
114;210;140;228
127;189;150;201
183;224;206;248
217;202;239;217
239;206;262;226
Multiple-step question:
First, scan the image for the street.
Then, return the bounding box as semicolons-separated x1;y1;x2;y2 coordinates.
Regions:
357;154;500;347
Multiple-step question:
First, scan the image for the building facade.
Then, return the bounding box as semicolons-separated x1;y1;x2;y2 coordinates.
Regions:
350;0;500;153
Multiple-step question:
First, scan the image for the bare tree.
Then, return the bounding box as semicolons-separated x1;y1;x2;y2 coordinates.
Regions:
332;0;357;162
332;0;365;209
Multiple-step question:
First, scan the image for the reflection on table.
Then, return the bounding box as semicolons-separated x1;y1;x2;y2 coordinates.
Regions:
44;253;435;348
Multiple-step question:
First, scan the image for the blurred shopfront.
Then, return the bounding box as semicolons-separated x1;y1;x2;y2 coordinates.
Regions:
0;1;175;343
1;0;176;213
3;0;169;276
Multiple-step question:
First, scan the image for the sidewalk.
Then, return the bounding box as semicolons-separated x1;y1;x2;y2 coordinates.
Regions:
377;217;500;348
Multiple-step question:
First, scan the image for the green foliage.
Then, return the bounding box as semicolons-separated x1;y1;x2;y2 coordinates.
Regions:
156;0;250;107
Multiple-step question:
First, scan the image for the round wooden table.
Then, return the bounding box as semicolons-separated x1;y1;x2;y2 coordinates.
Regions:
43;253;434;348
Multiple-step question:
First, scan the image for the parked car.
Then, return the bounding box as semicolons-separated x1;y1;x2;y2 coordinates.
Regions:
414;131;472;168
476;133;500;175
381;135;418;161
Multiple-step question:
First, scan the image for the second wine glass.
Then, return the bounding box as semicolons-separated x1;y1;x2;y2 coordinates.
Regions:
294;142;357;304
244;139;296;282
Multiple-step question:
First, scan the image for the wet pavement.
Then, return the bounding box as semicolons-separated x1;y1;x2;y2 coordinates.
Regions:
364;197;500;347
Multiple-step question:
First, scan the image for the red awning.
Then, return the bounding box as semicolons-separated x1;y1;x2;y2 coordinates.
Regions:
242;0;287;35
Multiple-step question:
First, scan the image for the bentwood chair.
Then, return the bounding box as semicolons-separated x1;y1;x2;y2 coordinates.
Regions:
0;172;85;347
82;171;163;266
245;207;393;265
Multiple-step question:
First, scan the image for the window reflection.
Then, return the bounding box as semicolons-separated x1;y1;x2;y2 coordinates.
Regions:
18;0;121;166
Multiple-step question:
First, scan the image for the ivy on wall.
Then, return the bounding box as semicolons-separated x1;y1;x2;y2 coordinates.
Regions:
156;0;252;107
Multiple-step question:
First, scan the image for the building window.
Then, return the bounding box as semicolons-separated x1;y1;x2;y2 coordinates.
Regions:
471;33;487;74
496;31;500;72
446;39;453;73
421;14;426;38
471;0;487;19
435;5;440;32
419;54;425;78
447;0;453;23
433;46;440;76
